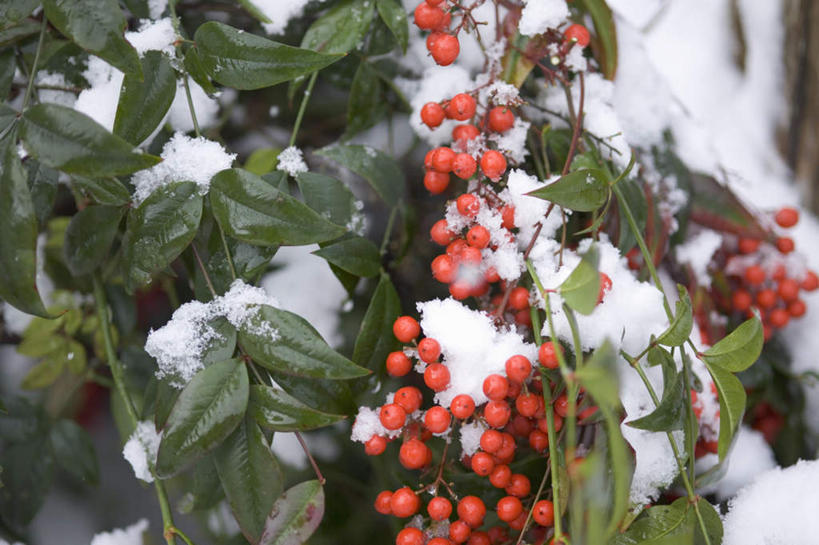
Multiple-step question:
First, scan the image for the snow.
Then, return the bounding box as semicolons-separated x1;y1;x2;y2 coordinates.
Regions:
488;118;530;164
408;66;473;146
147;0;168;19
503;169;564;244
36;71;75;107
168;77;220;133
126;18;176;57
565;44;587;72
90;519;149;545
722;460;819;545
122;421;161;483
130;132;235;204
276;146;309;176
486;81;519;106
74;56;123;131
350;406;393;443
518;0;569;37
697;426;777;501
459;420;487;456
145;280;278;386
246;0;316;35
674;229;722;287
416;298;537;407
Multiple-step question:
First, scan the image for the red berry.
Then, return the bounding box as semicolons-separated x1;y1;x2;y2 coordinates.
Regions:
488;107;515;133
489;464;512;488
425;406;451;433
428;496;453;521
429;33;460;65
451;394;475;419
428;538;452;545
450;520;471;543
431;219;456;245
399;438;429;469
421;102;445;128
471;451;495;476
501;205;516;229
528;429;549;451
744;265;766;286
732;289;753;312
432;146;456;172
459;246;482;264
738;237;761;254
426;0;445;6
375;490;393;514
554;394;569;418
467;532;490;545
778;278;800;302
775;206;799;228
418;337;442;363
505;355;532;383
365;435;387;456
532;499;555;526
508;286;530;310
757;289;777;309
516;392;539;417
538;341;562;369
457;496;486;528
466;225;491;248
452;153;477;179
598;272;612;304
483;400;511;428
776;237;795;254
380;403;407;430
769;308;789;329
446;238;468;258
424;362;451;391
414;3;445;30
480;429;504;453
788;299;806;317
456;193;480;217
564;23;590;47
449;281;472;300
432;254;457;283
480;150;507;180
424;170;450;194
397;528;424;545
452;124;480;142
483;374;509;401
505;474;531;497
802;271;819;291
496;496;523;522
393;316;421;342
446;93;476;121
386;351;412;377
391;487;420;517
395;386;423;413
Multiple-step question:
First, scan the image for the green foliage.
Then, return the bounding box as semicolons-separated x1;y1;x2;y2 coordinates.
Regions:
656;285;693;347
113;50;176;145
528;169;610;212
352;274;401;373
559;244;601;315
250;385;346;432
701;316;764;372
259;480;325;545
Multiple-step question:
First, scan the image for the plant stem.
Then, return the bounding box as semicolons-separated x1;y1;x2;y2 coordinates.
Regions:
191;244;217;298
289;72;318;147
21;17;47;110
380;205;398;256
561;72;585;176
182;76;201;137
295;431;326;485
168;0;201;138
92;275;179;545
218;223;237;281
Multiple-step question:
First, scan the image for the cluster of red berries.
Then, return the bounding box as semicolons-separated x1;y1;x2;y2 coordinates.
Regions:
413;0;460;66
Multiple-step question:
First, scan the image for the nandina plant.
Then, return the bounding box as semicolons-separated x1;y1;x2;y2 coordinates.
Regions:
0;1;816;545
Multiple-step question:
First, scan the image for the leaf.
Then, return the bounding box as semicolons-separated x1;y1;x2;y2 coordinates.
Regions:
527;169;609;212
214;415;282;544
312;236;380;278
49;419;99;484
121;181;204;292
0;18;40;47
701;316;763;372
689;174;768;238
210;168;345;247
704;363;745;460
301;0;374;54
259;480;325;545
240;305;369;380
20;104;160;177
375;0;408;52
580;0;617;80
346;61;384;137
250;385;345;432
559;245;600;315
0;0;40;28
614;497;694;544
0;438;55;528
64;204;124;276
202;317;238;366
0;51;15;103
113;50;177;146
694;499;723;545
656;285;693;347
267;372;355;416
25;160;59;228
64;338;88;374
316;144;405;207
178;455;224;513
0;138;50;317
627;366;686;432
245;148;281;176
236;0;273;24
21;357;65;389
183;45;217;95
193;22;343;90
156;359;249;477
295;172;361;228
352;274;400;372
72;176;131;206
42;0;141;75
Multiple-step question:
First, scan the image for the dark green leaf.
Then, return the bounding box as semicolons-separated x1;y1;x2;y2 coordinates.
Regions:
202;317;238;366
236;0;273;24
301;0;374;54
210;168;345;247
527;169;609;212
214;415;282;544
240;305;370;380
64;205;123;276
194;22;343;90
559;245;600;315
316;144;405;207
627;366;686;432
701;316;763;372
376;0;408;52
694;499;723;545
0;138;50;317
613;497;694;544
352;274;400;372
114;50;177;146
579;0;617;79
346;61;384;137
178;455;224;513
267;372;355;415
25;160;59;228
0;438;54;528
20;104;160;177
656;285;693;347
156;358;249;477
49;419;99;484
0;0;39;28
0;18;40;47
295;172;360;228
704;363;745;460
259;480;325;545
153;379;179;430
250;385;345;432
72;176;131;206
0;49;16;102
614;176;647;253
183;45;217;95
312;236;380;277
121;181;203;292
42;0;141;75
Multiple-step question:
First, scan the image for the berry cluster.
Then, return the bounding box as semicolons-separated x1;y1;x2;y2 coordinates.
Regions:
413;0;459;66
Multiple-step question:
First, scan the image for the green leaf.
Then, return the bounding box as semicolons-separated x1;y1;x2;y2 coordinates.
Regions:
527;169;609;212
240;305;370;380
21;356;65;389
236;0;273;24
312;236;380;277
245;148;281;176
689;173;768;239
121;181;204;292
210;168;345;247
113;50;177;146
64;204;123;276
0;138;50;317
301;0;374;54
214;415;282;544
0;437;55;528
704;363;745;460
202;317;238;367
0;18;40;47
627;366;686;432
20;104;160;177
25;160;59;228
178;455;224;513
64;338;88;374
267;373;355;415
49;419;99;484
656;285;693;347
614;497;694;544
42;0;141;75
316;144;405;207
72;176;131;206
579;0;617;80
352;274;400;372
183;45;217;96
559;245;600;315
376;0;408;52
346;61;384;137
701;316;763;372
156;359;249;477
694;499;723;545
0;50;14;99
0;0;40;28
250;385;345;432
295;172;361;228
259;480;325;545
194;22;343;90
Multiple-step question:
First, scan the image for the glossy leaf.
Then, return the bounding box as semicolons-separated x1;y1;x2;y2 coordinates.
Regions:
42;0;141;75
250;385;345;432
0;0;39;28
49;419;99;484
64;205;123;276
346;61;384;136
183;45;217;95
202;317;238;366
0;18;40;47
695;499;723;545
301;0;374;54
705;363;745;460
656;285;693;347
312;236;380;278
295;172;360;228
25;160;58;228
352;274;401;372
259;480;325;545
316;144;405;207
20;104;160;177
72;176;131;206
113;50;177;146
613;497;694;544
245;148;281;176
156;359;249;477
627;366;686;432
376;0;408;52
701;316;763;372
559;245;600;315
527;169;609;212
0;437;55;528
210;168;345;247
121;181;204;292
267;372;355;415
194;22;343;90
214;415;282;544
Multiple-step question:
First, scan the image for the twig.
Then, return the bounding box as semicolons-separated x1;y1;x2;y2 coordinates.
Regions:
296;432;326;485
